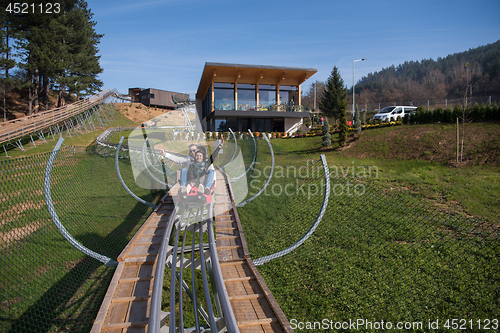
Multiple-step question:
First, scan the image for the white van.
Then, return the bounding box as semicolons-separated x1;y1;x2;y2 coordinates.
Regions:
372;106;417;122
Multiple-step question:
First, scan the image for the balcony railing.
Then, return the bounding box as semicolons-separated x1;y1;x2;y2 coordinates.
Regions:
214;100;304;112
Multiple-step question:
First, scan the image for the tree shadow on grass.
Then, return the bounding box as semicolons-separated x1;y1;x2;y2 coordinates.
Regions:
7;190;165;333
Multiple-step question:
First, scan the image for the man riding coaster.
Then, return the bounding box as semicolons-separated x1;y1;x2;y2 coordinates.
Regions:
178;137;224;200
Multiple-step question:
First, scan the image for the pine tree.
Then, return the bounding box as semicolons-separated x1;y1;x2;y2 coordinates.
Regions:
5;0;102;112
319;66;347;122
61;0;103;100
338;100;348;146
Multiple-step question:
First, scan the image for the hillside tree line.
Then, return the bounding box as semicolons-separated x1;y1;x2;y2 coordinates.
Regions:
302;40;500;111
0;0;103;115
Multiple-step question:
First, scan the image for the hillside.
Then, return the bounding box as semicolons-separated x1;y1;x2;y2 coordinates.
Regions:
4;88;78;120
112;103;194;126
354;40;500;103
342;123;500;167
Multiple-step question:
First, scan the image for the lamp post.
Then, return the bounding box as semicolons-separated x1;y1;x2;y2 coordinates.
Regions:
352;58;367;121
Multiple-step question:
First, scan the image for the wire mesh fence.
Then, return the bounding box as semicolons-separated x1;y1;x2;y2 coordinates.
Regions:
346;95;500;113
238;140;500;332
0;145;165;332
1;132;498;332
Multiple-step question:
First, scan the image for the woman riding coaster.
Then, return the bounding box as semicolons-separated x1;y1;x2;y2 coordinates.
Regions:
179;137;223;198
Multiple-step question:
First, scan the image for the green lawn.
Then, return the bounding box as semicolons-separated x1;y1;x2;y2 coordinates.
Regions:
237;138;499;331
1;149;164;332
271;133;500;224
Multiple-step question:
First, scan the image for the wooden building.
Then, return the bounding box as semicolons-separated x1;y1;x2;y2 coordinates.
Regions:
195;62;316;133
128;88;190;109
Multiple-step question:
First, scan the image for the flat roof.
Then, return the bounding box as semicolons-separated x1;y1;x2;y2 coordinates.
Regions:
196;62;317;98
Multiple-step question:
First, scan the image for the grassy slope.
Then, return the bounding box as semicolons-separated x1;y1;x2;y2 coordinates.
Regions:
272;123;500;224
237;139;500;326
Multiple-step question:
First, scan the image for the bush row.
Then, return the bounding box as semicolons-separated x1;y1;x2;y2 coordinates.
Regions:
404;103;500;124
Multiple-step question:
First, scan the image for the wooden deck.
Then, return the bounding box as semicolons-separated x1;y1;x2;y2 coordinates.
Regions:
91;169;293;333
214;170;293;333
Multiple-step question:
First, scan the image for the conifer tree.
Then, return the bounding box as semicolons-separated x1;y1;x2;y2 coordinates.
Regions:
338;100;348;146
59;0;103;103
4;0;102;112
319;66;347;122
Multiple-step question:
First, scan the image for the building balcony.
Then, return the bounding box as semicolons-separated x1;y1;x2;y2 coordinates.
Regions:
215;101;303;112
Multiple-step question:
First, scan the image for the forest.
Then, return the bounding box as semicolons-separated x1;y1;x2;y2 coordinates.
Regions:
0;0;102;115
302;40;500;111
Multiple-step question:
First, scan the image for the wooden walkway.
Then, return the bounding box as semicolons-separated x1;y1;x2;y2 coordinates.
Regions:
0;89;114;145
91;169;293;333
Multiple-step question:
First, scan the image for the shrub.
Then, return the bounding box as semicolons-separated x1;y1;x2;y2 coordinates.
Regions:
472;103;482;122
403;114;409;125
484;104;493;121
434;107;443;123
322;118;331;147
493;102;500;121
354;110;362;134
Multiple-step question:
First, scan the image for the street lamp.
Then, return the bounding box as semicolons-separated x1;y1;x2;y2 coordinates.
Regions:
352;58;367;121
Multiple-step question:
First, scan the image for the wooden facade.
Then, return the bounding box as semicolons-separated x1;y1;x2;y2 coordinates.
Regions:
195;63;317;133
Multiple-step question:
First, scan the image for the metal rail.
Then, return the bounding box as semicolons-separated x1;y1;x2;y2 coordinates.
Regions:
115;136;158;209
253;154;330;266
148;199;239;333
43;137;118;267
236;132;274;208
231;129;257;181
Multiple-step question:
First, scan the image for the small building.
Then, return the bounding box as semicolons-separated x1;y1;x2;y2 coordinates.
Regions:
195;62;316;133
128;88;190;109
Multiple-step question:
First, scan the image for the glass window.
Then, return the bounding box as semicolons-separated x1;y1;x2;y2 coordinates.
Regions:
226;118;238;131
273;119;284;132
255;118;272;132
214;83;234;110
279;85;298;110
214;119;226;132
241;118;250;132
237;83;256;110
379;106;395;114
258;85;276;110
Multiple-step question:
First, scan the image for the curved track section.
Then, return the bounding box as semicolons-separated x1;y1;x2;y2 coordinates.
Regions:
44;137;118;267
230;130;257;182
253;154;330;266
235;133;274;208
116;137;158;209
92;168;293;333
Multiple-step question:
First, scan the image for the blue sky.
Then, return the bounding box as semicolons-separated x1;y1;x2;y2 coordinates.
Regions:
87;0;500;98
